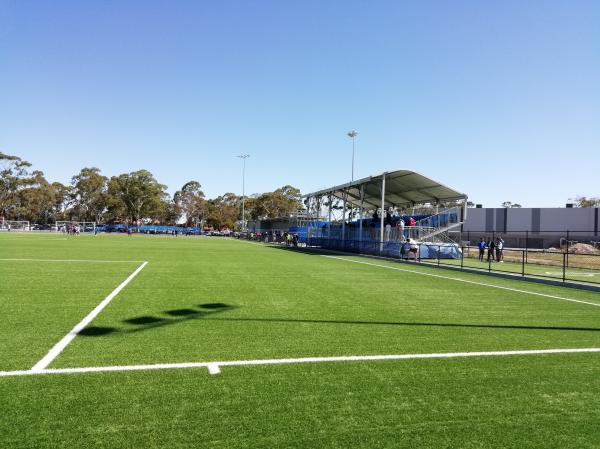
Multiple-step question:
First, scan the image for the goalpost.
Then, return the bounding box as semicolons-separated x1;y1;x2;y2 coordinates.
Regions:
0;220;30;231
55;221;97;234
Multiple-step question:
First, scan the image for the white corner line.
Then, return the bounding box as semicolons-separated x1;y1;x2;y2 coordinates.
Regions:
1;347;599;378
30;261;149;372
322;255;600;308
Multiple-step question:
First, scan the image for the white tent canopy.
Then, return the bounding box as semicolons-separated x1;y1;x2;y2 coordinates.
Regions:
303;169;467;209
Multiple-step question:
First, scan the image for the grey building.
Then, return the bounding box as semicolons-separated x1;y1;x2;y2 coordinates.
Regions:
460;207;600;248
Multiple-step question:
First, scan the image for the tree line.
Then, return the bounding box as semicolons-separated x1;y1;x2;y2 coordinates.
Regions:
0;152;302;229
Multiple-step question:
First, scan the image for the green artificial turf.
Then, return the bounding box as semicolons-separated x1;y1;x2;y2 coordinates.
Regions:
1;233;600;448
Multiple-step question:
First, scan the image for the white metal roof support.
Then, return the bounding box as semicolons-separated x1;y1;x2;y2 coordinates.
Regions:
359;185;364;249
380;173;386;254
327;193;332;243
342;189;346;244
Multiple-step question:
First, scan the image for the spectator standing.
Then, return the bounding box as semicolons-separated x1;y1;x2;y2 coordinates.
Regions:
384;209;392;241
372;210;379;226
487;238;495;262
496;237;504;262
478;238;486;262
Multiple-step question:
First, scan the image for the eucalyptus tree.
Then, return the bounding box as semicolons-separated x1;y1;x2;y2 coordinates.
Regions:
70;167;108;222
174;181;206;227
107;170;168;224
0;152;33;221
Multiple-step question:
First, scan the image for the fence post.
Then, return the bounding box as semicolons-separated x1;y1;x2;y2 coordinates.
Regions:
525;230;528;264
438;245;441;266
521;250;525;276
488;250;492;272
562;252;566;283
461;245;464;269
566;230;570;268
418;243;421;263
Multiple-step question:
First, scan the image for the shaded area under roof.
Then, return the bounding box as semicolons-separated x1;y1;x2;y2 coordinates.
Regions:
303;169;467;208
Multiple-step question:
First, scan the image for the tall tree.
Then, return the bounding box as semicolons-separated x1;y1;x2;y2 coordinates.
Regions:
17;171;68;223
106;170;168;224
70;167;108;222
174;181;206;227
157;198;182;226
571;196;600;208
206;193;239;229
248;185;302;220
0;152;33;221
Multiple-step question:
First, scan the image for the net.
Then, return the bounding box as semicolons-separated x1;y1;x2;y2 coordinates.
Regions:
0;220;30;231
55;221;97;233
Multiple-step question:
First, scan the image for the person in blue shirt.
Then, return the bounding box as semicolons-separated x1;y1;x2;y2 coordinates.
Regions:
478;238;486;262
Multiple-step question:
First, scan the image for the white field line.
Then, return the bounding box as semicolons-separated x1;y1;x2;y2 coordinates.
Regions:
0;258;143;263
0;238;67;241
30;261;148;372
323;256;600;308
1;347;599;378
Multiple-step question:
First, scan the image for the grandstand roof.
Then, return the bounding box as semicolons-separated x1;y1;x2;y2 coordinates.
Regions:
303;169;467;208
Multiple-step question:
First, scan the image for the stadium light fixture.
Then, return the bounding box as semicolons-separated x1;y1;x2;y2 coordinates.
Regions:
347;130;358;182
236;154;250;231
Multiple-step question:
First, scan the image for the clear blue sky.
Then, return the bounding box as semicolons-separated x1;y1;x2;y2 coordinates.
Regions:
1;0;598;207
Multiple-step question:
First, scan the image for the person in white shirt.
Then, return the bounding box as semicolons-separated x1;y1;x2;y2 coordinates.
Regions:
496;237;504;262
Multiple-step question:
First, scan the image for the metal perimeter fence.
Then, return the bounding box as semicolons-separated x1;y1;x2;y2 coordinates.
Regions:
237;229;600;287
303;236;600;287
453;230;600;251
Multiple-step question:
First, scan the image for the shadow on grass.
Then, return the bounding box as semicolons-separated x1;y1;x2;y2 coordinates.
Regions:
79;301;600;337
262;244;333;257
78;303;234;337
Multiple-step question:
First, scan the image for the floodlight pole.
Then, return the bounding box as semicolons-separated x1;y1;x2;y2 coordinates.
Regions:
347;130;358;183
237;154;250;231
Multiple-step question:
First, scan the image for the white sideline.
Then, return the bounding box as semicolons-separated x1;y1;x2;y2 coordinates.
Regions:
30;261;148;372
0;258;143;263
323;256;600;308
0;238;67;241
1;347;599;378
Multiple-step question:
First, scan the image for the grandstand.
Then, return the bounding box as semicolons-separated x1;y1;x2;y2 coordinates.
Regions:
301;169;468;258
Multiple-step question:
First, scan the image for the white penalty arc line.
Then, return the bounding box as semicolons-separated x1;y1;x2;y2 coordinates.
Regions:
0;258;144;263
30;261;148;372
322;256;600;308
2;348;600;378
